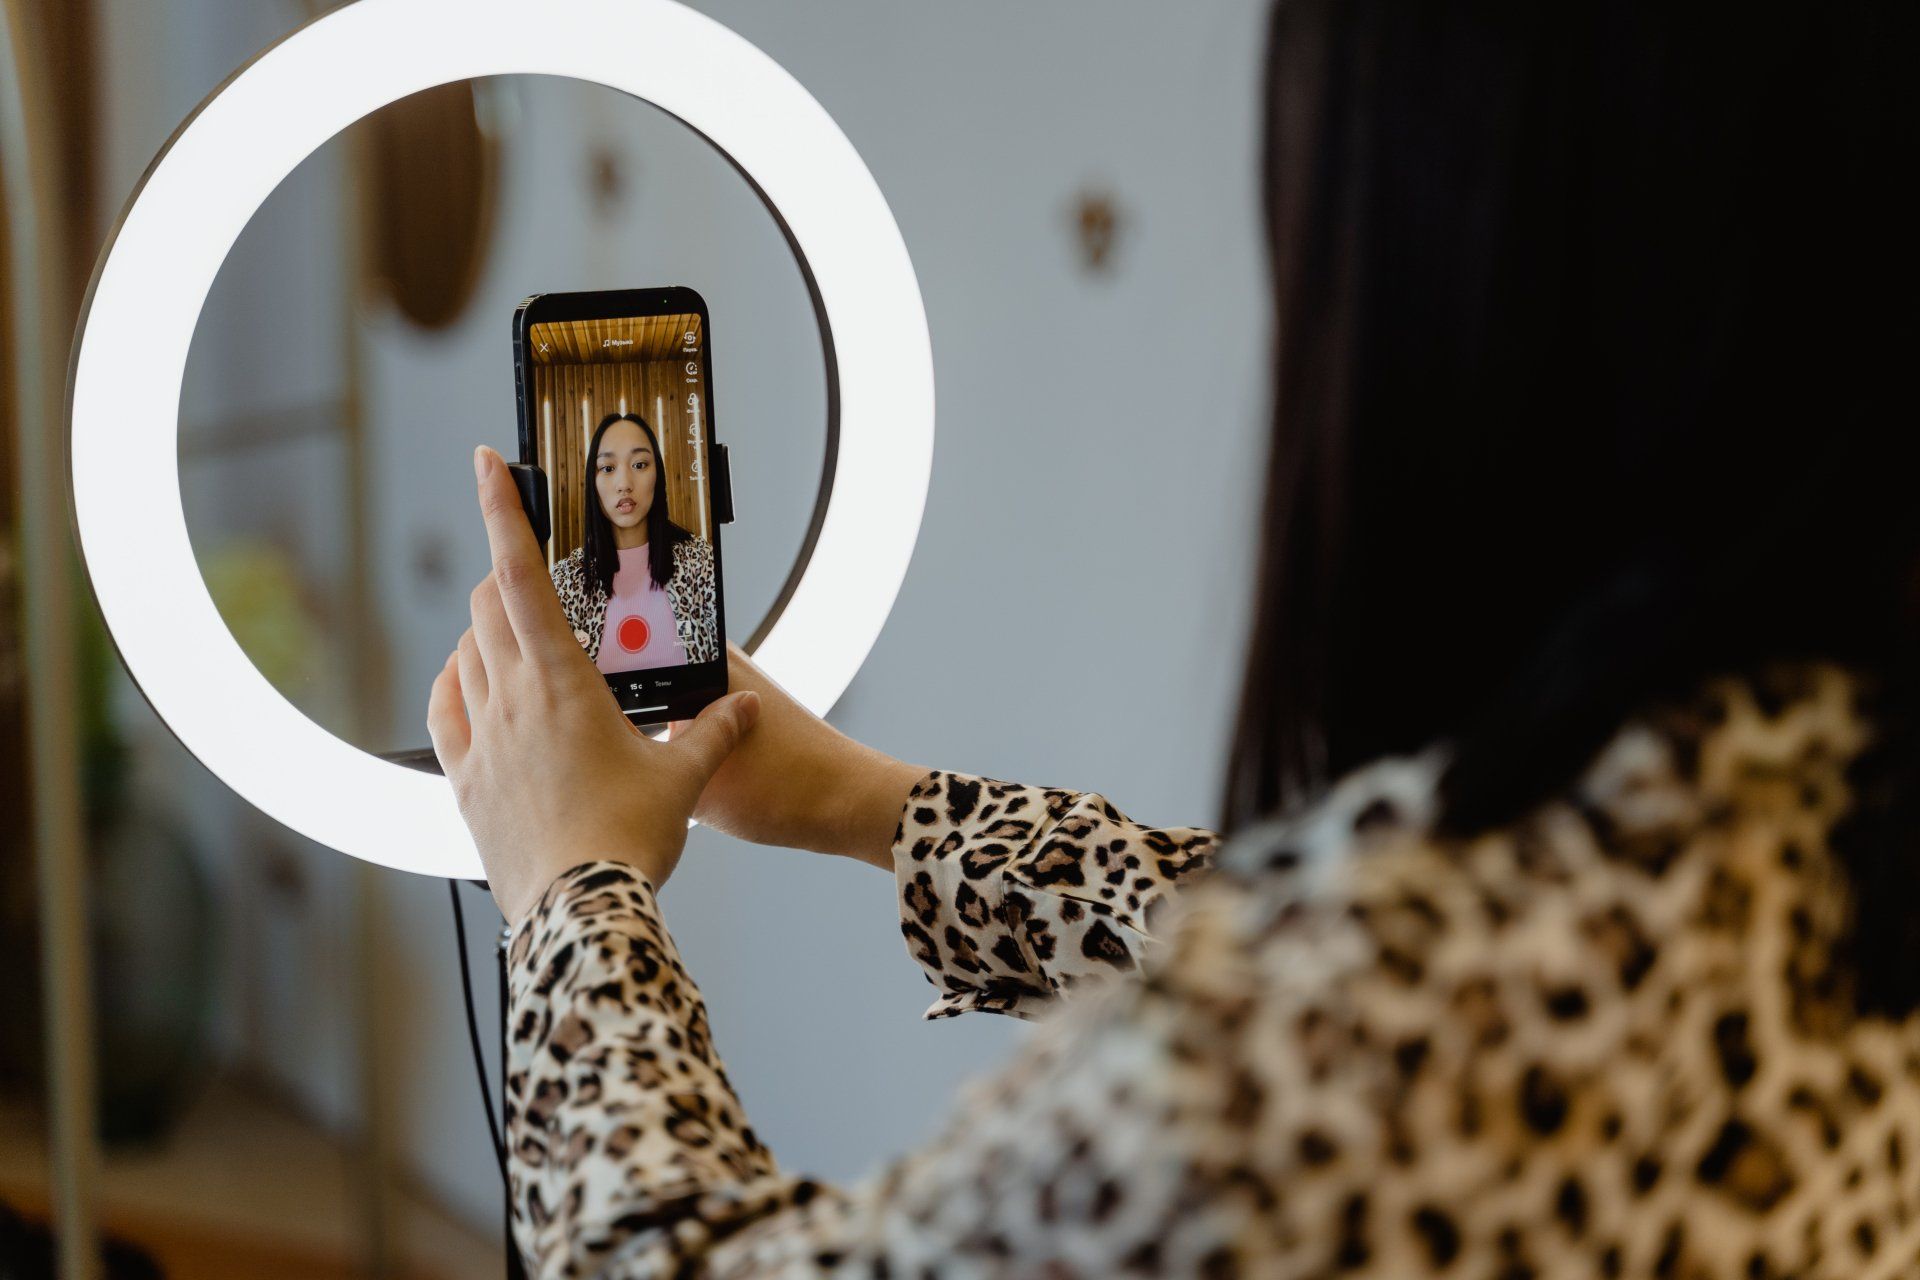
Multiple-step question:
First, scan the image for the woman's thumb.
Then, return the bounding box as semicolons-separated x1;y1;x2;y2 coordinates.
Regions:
673;690;760;780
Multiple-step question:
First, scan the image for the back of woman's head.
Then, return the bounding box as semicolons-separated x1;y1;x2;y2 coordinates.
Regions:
1226;2;1916;1011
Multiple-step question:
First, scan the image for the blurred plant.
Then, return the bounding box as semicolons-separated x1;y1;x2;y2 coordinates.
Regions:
81;562;219;1146
1;560;220;1147
0;562;124;1097
202;540;320;696
90;796;216;1147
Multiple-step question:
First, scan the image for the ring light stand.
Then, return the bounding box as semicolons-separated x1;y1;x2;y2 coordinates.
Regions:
65;0;934;1272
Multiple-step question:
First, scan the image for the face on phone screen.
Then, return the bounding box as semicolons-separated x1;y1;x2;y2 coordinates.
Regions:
525;311;722;708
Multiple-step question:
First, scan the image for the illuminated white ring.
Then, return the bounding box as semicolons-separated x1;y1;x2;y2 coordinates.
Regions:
69;0;934;878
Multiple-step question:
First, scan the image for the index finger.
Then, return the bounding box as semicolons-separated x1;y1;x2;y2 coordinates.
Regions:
473;445;572;654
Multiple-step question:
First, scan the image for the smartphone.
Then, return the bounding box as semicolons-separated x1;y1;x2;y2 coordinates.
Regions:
513;287;732;726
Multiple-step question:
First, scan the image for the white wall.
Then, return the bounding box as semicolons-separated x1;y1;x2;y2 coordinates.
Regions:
99;0;1273;1235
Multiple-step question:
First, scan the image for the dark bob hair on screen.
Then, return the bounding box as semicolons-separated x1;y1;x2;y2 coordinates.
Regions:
583;411;691;598
1223;2;1917;1015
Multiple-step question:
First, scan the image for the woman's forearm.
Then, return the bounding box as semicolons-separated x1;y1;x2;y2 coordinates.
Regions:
505;861;834;1274
690;647;928;864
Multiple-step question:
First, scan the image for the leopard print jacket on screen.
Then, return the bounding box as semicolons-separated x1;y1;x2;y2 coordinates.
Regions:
504;664;1920;1277
548;537;720;665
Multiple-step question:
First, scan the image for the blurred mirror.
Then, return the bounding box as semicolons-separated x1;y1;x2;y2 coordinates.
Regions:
180;75;828;760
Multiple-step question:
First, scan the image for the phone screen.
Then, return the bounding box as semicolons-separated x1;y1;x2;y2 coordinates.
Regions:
522;302;724;720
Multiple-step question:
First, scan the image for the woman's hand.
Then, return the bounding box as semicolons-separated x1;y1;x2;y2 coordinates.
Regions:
671;646;926;872
427;445;760;925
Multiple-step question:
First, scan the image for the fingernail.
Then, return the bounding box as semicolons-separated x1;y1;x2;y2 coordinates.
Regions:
473;445;488;482
735;690;761;730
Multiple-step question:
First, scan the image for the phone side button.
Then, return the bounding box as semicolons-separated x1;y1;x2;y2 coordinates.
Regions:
713;443;735;524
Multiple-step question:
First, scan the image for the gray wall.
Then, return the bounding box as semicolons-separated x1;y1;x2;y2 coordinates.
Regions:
102;0;1271;1232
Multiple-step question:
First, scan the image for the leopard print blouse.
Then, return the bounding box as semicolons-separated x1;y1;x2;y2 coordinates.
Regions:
548;537;720;665
504;664;1920;1277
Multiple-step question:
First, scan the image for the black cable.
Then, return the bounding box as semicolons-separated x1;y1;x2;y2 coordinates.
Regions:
501;924;529;1280
449;878;508;1178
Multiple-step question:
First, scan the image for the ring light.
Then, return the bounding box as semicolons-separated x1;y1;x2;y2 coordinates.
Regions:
69;0;935;879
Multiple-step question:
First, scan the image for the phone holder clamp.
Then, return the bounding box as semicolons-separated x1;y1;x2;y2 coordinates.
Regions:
507;463;550;546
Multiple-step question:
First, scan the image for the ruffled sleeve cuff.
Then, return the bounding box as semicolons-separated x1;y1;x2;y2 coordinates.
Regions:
891;770;1218;1021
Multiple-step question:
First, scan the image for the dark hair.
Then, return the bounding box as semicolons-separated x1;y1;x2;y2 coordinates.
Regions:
1225;2;1917;1014
582;412;690;596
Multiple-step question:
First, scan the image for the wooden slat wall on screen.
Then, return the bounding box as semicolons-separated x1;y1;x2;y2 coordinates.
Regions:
532;359;709;568
528;313;701;365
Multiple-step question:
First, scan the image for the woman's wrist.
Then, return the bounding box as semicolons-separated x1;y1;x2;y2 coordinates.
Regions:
830;756;930;873
499;847;671;930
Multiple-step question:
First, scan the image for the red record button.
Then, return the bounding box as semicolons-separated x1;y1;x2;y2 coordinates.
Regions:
616;615;651;653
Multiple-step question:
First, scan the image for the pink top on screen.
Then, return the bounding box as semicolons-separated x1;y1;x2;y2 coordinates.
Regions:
595;545;689;675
